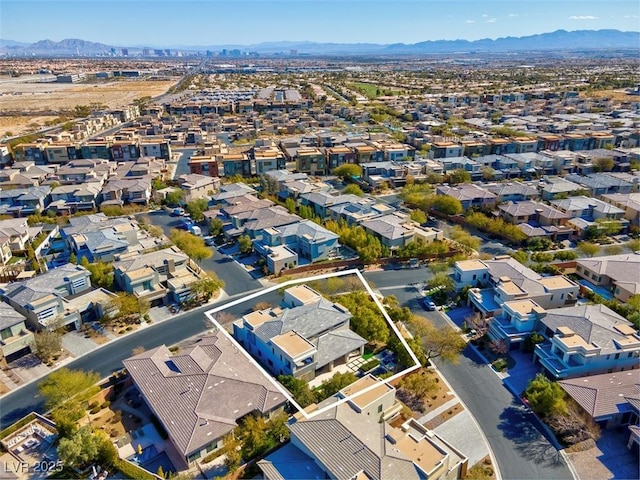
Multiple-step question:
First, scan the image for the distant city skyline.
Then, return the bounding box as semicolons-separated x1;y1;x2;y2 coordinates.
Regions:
2;0;639;47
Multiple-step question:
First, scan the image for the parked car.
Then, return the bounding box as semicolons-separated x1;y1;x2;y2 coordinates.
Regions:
203;236;215;246
171;207;185;216
422;298;437;311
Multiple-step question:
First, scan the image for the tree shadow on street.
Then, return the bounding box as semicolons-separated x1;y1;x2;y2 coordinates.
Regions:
498;405;566;469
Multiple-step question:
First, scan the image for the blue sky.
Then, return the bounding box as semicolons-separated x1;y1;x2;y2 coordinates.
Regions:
2;0;639;46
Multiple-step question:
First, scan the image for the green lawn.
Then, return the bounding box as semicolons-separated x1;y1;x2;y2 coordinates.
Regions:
348;82;403;99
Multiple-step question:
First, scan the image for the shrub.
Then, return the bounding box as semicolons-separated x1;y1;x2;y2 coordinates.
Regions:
90;406;100;415
89;401;99;409
492;358;508;372
359;358;381;372
100;401;110;409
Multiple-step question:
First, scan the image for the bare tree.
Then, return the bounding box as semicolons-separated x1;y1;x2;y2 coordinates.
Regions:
488;339;508;356
465;312;490;338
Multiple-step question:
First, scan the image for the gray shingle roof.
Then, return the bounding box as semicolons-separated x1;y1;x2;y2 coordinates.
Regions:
2;264;90;305
123;333;286;457
0;302;27;330
315;330;367;369
254;298;351;343
541;304;637;354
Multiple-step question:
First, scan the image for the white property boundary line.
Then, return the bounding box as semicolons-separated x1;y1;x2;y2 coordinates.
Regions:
204;268;420;420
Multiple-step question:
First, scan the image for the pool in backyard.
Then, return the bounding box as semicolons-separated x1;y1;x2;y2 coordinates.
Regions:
127;445;175;476
577;279;615;300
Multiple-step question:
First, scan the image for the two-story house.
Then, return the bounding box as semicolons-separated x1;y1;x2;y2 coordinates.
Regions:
0;303;34;362
575;253;640;303
534;304;640;379
253;220;339;274
1;263;113;330
233;285;366;381
436;184;498;211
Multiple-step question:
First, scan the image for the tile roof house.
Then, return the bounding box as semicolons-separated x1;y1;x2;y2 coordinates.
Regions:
0;186;51;217
0;263;114;330
558;371;639;429
254;220;339;274
575;253;640;302
49;183;100;214
113;246;198;306
100;178;151;206
534;304;640;379
0;218;33;252
233;286;366;382
484;181;539;203
0;302;34;362
62;214;141;263
454;257;579;315
436;184;498;210
258;375;468;480
361;212;443;250
601;193;640;226
123;332;287;464
177;173;220;202
498;201;570;227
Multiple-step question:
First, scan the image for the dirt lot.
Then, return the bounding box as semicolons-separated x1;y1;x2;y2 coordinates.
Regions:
580;89;639;102
0;76;177;136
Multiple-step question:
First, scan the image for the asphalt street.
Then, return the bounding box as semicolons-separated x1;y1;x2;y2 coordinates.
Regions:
437;347;573;480
0;288;279;429
144;210;264;296
0;264;574;479
172;147;198;178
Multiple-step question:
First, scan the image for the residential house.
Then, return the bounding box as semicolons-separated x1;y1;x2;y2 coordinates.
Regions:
484;182;539;203
361;212;443;250
559;371;639;430
360;161;406;188
352;144;384;163
0;303;34;362
210;183;256;206
600;193;640;226
539;177;586;201
0;186;51;217
113;246;198;306
326;146;356;170
177;174;219;202
566;173;634;197
550;196;626;221
123;333;287;465
299;192;362;218
534;304;640;379
252;141;287;174
259;375;468;480
49;184;100;214
439;157;481;180
11;143;47;163
233;285;366;381
436;184;498;210
100;178;151;205
254;220;339;274
294;147;326;175
0;218;32;253
139;138;171;160
1;263;113;330
188;154;220;177
430;142;463;159
575;253;640;302
455;257;579;315
498;201;570;228
43;143;80;164
62;214;141;262
488;299;547;351
220;152;253;177
328;199;395;226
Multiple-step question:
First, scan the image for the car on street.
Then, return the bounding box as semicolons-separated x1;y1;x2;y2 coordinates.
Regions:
203;236;216;246
422;298;437;311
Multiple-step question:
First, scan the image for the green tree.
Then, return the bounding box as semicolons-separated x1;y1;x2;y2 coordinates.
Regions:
577;241;600;258
170;229;213;263
38;368;100;410
525;374;568;418
343;184;365;197
31;329;62;364
333;291;390;343
222;433;242;472
69;252;77;265
332;164;362;180
209;217;224;237
449;225;481;251
593;157;614;172
410;209;427;224
190;272;224;302
399;370;438;401
58;427;116;467
148;225;164;238
277;375;317;407
412;317;466;364
184;198;209;222
238;234;253;254
511;250;529;265
285;197;297;214
164;190;185;207
319;372;358;400
553;250;578;261
431;195;463;215
240;414;268;459
106;292;149;323
446;169;472;185
81;259;115;290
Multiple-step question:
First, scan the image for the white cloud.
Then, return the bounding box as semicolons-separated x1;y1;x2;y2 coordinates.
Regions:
482;14;489;18
624;14;640;18
569;15;598;20
485;18;497;23
465;20;476;24
508;13;519;17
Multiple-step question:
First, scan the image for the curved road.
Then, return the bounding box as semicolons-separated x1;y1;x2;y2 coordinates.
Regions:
0;266;573;479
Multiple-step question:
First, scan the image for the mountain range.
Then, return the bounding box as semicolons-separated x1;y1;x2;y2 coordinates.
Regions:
1;30;638;56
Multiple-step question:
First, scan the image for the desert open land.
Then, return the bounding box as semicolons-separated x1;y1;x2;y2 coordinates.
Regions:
0;75;178;136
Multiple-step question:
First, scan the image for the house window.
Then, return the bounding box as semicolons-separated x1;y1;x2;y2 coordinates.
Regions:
377;404;383;413
560;294;564;300
550;295;554;302
629;352;634;358
615;353;620;360
473;274;476;280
